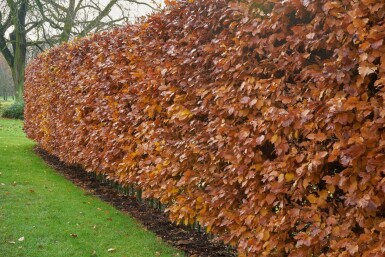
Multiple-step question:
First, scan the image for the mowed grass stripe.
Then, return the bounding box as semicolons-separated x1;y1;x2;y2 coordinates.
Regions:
0;118;182;257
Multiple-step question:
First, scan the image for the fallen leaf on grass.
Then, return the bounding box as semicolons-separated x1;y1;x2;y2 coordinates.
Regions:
8;241;15;244
18;236;25;241
107;248;116;252
70;234;78;238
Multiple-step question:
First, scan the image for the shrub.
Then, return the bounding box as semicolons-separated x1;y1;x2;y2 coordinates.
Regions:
24;0;385;255
2;101;24;120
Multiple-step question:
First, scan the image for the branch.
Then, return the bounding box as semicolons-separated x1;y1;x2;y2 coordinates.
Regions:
35;0;63;30
80;0;119;36
41;25;55;48
32;43;44;52
27;40;46;46
26;40;45;52
0;1;15;67
122;0;156;10
74;0;85;13
26;20;42;33
76;4;103;12
79;0;157;36
0;34;14;67
0;11;13;34
6;0;16;12
44;0;67;13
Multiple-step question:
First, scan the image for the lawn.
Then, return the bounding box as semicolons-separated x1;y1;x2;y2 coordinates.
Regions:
0;118;182;257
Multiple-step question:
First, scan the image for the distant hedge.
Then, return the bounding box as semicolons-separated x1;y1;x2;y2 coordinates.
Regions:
25;0;385;255
2;101;24;120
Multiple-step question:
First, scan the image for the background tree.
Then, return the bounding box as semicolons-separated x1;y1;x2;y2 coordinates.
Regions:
0;0;160;101
0;0;27;101
0;53;13;100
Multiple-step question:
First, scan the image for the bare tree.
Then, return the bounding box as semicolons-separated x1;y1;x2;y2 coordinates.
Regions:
0;0;27;101
0;53;14;100
0;0;160;101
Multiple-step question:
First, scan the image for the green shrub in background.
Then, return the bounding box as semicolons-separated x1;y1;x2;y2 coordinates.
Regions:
2;101;24;120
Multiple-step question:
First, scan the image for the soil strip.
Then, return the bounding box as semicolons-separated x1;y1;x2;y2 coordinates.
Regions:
35;147;236;257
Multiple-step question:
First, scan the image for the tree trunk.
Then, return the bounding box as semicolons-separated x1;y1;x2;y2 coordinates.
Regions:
11;57;25;101
59;0;76;43
6;0;28;102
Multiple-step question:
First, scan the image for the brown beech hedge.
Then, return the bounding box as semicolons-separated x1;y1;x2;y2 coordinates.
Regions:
25;0;385;256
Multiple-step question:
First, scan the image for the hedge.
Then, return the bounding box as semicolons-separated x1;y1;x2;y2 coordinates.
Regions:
25;0;385;255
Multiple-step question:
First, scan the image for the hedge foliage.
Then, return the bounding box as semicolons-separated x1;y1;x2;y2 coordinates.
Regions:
25;0;385;255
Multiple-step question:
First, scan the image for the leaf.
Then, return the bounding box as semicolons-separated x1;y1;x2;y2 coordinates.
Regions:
278;173;284;183
296;154;305;163
255;135;265;145
263;230;270;241
175;109;192;120
70;234;78;238
306;132;327;142
371;39;383;50
240;97;250;104
306;33;315;40
107;248;116;253
358;63;377;78
319;190;328;199
307;194;318;204
18;237;25;242
245;215;254;226
271;134;279;143
265;193;276;205
164;0;177;5
347;244;359;255
285;173;295;182
249;98;258;106
239;128;250;139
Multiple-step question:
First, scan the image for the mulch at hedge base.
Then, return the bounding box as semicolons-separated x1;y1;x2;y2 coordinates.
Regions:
35;147;235;257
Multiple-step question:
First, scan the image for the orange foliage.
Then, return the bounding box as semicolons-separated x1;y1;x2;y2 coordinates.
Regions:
25;0;385;256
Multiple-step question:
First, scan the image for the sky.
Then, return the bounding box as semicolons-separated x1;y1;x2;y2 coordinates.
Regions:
103;0;165;22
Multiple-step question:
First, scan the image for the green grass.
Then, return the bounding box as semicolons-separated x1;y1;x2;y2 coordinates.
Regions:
0;118;182;257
